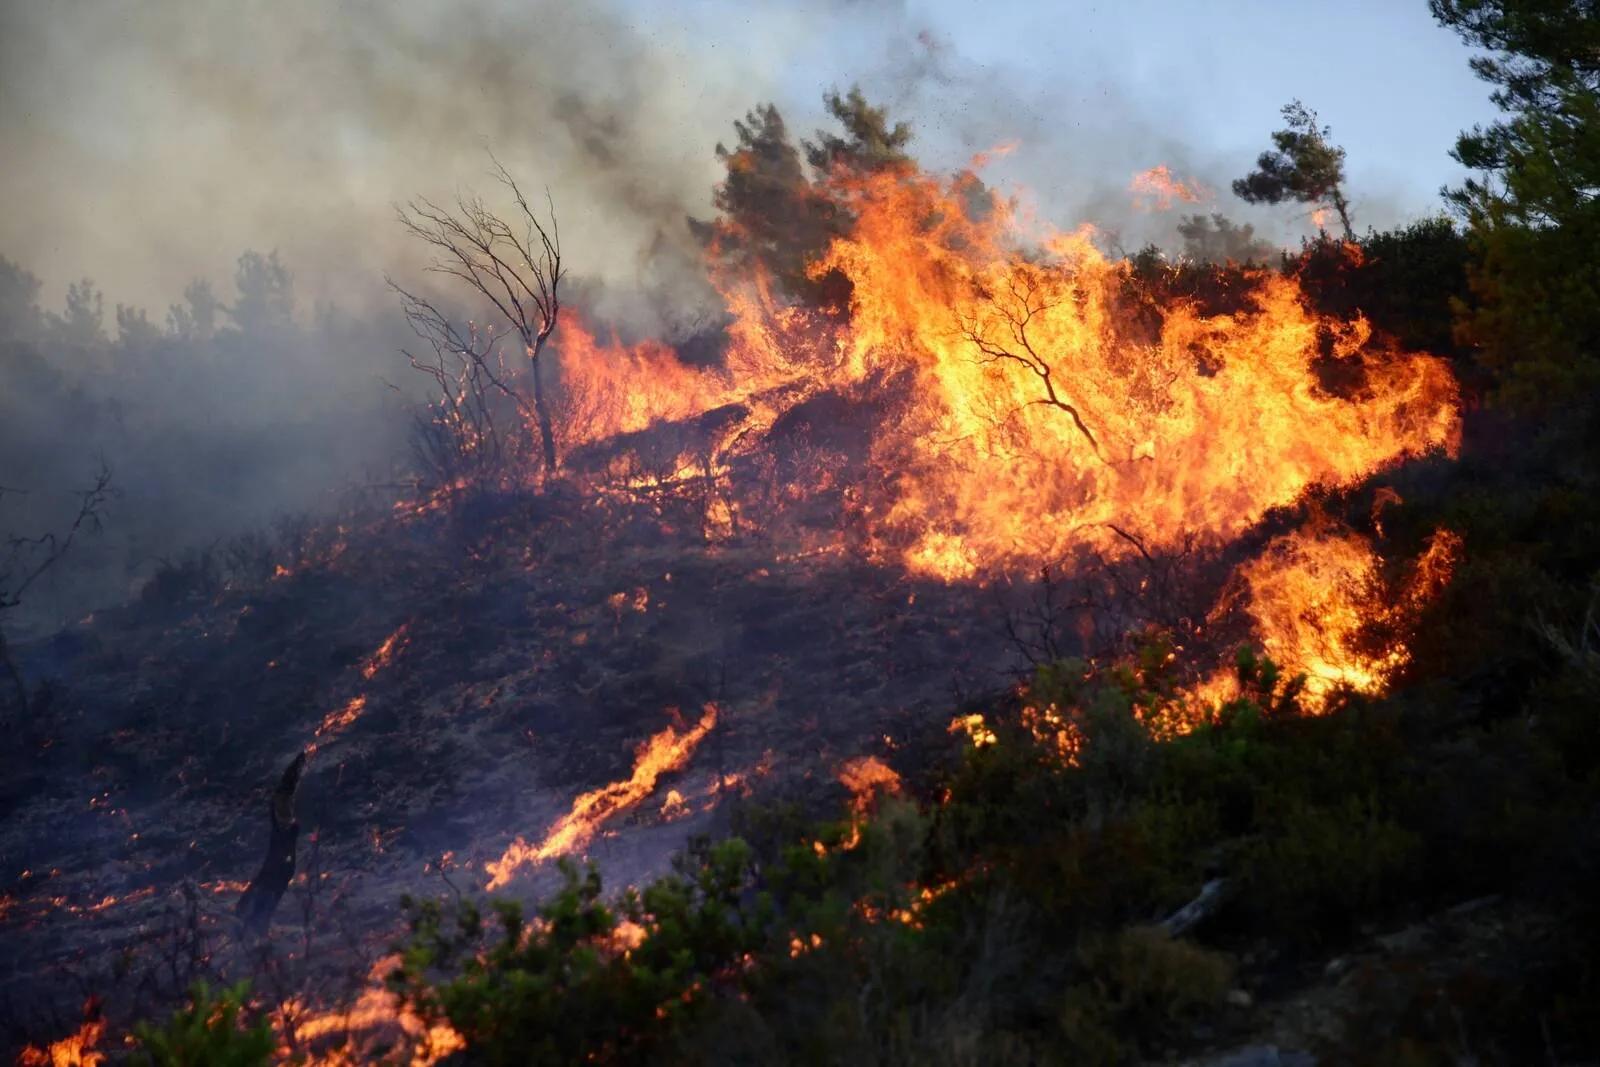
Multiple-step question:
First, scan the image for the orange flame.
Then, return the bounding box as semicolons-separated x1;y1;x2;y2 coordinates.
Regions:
309;623;408;751
1130;164;1209;211
485;705;718;890
278;955;463;1066
17;1000;104;1067
1201;523;1462;711
833;755;901;849
360;624;409;681
452;150;1464;712
948;713;997;748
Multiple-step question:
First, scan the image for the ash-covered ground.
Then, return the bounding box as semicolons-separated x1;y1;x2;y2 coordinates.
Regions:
0;421;1022;1051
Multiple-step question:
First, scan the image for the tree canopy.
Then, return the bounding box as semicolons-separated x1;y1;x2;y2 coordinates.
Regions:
1431;0;1600;409
1233;100;1354;239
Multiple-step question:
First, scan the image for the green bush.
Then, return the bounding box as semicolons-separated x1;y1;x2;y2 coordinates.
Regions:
131;981;274;1067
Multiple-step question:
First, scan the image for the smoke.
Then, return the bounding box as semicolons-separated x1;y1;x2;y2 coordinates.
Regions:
0;0;1449;319
0;0;823;322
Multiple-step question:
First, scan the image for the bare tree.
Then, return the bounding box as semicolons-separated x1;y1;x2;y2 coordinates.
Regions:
398;159;564;474
0;463;114;713
391;283;530;491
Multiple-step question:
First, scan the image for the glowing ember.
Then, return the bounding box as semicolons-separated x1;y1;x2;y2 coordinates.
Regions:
313;694;366;742
309;623;409;751
485;705;718;890
360;624;409;681
608;918;648;955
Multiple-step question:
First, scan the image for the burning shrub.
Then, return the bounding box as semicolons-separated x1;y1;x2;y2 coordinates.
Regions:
392;845;770;1065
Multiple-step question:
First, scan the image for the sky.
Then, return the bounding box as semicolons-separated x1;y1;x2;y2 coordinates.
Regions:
0;0;1499;322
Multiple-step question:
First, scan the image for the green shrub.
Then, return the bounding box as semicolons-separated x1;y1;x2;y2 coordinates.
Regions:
130;981;274;1067
1059;926;1234;1061
1241;794;1422;938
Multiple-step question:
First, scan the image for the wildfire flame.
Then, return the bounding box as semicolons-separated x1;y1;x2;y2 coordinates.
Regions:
1129;164;1210;210
278;955;463;1066
553;165;1457;590
309;623;409;752
485;704;718;890
17;1000;104;1067
1202;522;1462;710
833;755;901;849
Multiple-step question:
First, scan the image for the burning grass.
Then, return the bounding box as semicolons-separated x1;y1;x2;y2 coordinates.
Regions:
485;705;719;891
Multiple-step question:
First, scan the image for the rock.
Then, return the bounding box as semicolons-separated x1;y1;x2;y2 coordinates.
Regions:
1226;988;1254;1009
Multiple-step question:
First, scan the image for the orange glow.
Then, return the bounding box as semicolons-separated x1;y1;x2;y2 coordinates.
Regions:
608;918;649;955
313;694;366;743
278;955;463;1067
308;623;408;752
17;1001;103;1067
1130;164;1209;210
948;713;996;748
837;755;901;809
485;705;718;890
360;625;409;681
1201;523;1462;711
658;788;688;820
834;755;901;849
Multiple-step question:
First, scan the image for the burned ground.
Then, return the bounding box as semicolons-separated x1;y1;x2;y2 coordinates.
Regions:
0;463;1018;1051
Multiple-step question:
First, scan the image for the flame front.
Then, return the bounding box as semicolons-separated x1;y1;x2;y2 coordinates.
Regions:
485;705;718;890
558;166;1458;589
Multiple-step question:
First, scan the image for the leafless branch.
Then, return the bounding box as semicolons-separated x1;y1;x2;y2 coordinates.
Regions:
1;462;115;713
397;163;564;473
959;272;1105;460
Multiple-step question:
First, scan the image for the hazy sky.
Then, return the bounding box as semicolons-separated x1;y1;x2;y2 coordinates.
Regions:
0;0;1498;320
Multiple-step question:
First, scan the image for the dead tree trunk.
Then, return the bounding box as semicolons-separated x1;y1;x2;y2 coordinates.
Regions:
237;752;307;936
530;354;558;474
